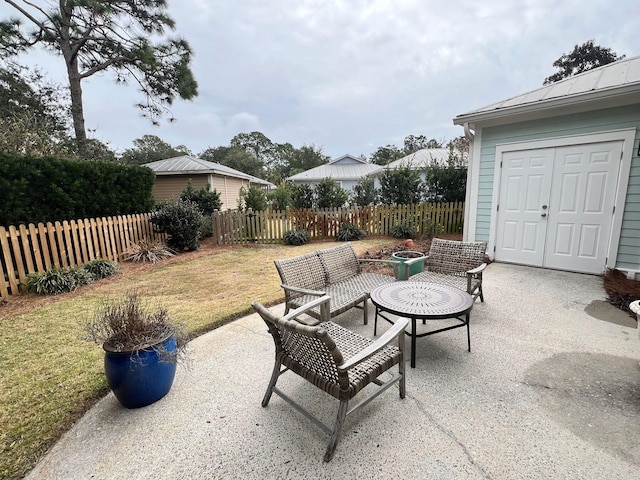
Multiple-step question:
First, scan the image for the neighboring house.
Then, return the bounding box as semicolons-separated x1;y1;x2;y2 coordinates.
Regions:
367;148;463;201
368;147;456;183
454;56;640;279
143;156;275;211
287;154;380;192
378;148;453;171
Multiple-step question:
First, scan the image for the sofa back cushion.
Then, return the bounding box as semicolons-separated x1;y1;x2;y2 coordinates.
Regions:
275;252;327;290
317;243;360;284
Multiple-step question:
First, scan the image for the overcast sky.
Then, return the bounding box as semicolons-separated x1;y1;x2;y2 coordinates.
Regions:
1;0;637;159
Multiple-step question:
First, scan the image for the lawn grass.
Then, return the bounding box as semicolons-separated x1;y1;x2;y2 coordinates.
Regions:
0;239;395;480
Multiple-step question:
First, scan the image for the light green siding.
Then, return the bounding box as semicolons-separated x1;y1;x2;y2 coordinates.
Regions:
475;103;640;271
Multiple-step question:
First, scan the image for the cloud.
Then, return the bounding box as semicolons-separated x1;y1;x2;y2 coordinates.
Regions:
0;0;636;159
228;112;261;132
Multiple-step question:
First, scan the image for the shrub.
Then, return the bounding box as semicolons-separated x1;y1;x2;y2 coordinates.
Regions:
82;291;188;360
315;178;349;208
24;259;119;295
200;216;214;238
72;267;96;287
378;164;423;205
180;180;222;214
423;151;467;202
24;266;82;295
124;240;175;263
151;199;204;251
179;180;220;239
283;229;310;246
351;178;378;206
83;259;119;279
0;152;155;226
239;185;268;212
390;223;416;239
268;182;293;211
336;222;366;241
291;184;314;209
421;218;442;237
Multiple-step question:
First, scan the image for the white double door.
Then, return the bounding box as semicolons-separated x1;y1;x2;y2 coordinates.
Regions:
495;141;622;274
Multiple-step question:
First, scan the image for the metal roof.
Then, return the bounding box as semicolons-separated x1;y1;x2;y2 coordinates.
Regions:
454;56;640;125
287;154;379;181
142;156;274;187
367;148;453;176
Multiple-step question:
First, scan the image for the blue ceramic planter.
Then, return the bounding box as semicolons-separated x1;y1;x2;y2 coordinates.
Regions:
104;336;177;409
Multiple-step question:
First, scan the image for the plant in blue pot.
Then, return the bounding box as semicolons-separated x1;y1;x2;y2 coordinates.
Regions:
82;291;187;409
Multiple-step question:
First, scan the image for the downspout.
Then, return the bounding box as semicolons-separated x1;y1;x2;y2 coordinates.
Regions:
463;122;474;142
462;122;475;242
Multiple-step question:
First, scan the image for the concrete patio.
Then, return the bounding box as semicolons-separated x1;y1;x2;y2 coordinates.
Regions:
27;263;640;479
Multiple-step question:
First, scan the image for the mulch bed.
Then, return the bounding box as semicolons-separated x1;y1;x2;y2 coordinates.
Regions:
358;233;462;276
604;269;640;315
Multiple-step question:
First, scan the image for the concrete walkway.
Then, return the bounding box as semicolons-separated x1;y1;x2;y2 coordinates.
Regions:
27;264;640;479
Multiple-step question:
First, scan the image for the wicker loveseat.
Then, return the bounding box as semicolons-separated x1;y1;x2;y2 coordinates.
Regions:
406;238;488;301
274;243;399;324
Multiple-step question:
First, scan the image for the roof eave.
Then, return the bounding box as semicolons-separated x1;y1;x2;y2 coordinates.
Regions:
454;84;640;128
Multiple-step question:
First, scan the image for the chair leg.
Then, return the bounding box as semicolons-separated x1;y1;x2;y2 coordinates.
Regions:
324;400;348;462
262;358;282;407
479;285;484;302
398;333;406;399
363;298;368;325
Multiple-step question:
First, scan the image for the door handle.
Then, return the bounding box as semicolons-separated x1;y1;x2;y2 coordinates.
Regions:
541;213;547;218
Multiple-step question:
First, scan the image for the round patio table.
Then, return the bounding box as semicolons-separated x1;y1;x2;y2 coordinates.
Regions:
370;281;474;368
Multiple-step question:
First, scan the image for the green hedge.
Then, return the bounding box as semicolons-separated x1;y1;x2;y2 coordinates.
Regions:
0;152;155;226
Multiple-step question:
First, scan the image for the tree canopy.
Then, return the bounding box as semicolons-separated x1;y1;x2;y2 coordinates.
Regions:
403;135;443;155
0;0;198;156
370;145;405;165
378;164;423;205
121;135;191;165
0;61;70;156
543;40;624;85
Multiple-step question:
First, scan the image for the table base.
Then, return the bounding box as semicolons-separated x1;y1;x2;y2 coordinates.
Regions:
374;309;470;368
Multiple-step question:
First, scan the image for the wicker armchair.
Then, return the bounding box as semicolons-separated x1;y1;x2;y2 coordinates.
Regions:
252;295;408;462
407;238;488;301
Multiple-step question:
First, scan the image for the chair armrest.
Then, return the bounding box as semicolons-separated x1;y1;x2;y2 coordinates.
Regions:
404;256;426;266
283;295;331;322
338;317;409;371
466;263;487;275
281;284;326;297
358;258;401;266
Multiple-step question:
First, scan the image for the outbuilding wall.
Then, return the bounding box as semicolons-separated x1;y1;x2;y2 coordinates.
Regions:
468;103;640;273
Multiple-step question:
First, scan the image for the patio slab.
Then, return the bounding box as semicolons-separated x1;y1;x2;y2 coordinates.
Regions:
26;263;640;479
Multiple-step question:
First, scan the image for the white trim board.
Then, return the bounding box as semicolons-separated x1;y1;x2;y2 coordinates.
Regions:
463;128;482;242
488;128;636;269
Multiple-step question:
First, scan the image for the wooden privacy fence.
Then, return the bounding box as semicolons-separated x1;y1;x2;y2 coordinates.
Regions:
212;202;464;245
0;213;165;297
